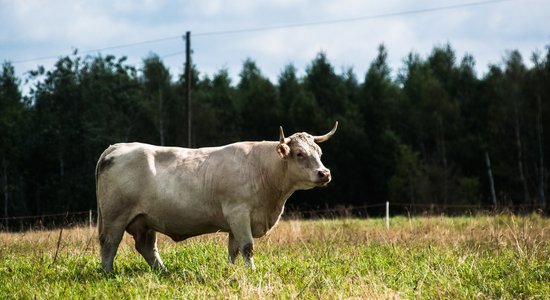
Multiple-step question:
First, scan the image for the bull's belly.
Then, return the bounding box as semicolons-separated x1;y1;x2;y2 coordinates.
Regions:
164;225;228;241
153;218;229;241
135;201;229;242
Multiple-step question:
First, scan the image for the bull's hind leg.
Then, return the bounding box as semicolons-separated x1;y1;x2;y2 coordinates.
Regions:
99;225;125;273
127;215;166;271
136;230;166;271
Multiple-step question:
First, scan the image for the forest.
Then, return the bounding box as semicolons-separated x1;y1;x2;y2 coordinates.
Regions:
1;43;549;219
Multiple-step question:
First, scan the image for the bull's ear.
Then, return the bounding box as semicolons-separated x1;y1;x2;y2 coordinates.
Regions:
277;143;291;159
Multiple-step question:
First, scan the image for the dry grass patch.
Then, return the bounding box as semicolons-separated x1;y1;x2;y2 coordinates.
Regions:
1;214;548;299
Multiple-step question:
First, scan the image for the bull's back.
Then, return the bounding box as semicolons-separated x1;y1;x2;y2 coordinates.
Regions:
97;143;187;200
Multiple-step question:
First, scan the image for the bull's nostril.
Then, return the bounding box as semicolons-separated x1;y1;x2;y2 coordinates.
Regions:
318;170;330;178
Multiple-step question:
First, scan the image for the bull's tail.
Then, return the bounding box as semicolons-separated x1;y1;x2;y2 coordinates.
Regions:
97;202;104;244
95;145;116;243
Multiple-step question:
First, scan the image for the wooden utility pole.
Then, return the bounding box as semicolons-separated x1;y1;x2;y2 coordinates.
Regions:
185;31;192;148
536;95;546;210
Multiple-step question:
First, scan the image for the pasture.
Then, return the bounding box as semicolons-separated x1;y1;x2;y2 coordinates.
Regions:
0;214;548;299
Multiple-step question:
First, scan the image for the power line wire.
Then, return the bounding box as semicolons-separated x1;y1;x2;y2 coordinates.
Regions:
11;35;183;64
10;0;515;65
161;50;186;59
194;0;514;37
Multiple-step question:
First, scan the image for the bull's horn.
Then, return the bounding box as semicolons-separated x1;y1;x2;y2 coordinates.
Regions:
314;121;338;143
279;126;290;144
279;126;285;143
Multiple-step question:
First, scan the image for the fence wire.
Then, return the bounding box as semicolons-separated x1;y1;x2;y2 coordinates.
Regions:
0;210;94;231
0;202;545;231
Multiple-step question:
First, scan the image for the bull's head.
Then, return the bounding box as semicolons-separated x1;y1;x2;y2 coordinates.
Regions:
277;122;338;189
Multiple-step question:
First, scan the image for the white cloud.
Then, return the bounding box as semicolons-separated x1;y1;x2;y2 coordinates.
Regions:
2;0;550;88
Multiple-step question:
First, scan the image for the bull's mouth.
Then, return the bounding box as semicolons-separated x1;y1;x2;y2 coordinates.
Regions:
315;178;331;187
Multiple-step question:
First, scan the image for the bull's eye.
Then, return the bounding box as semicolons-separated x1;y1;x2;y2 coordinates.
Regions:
296;152;304;158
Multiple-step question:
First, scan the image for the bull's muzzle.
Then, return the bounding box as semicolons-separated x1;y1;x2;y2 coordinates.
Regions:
316;168;331;185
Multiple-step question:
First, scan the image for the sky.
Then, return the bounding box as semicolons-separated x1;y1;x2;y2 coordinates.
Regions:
1;0;549;90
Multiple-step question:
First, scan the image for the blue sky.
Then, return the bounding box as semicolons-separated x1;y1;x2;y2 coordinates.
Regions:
1;0;549;89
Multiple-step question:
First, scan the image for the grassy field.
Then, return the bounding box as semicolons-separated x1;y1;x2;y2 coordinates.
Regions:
0;214;548;299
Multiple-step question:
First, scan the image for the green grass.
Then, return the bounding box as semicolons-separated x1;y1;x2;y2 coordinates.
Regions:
1;214;548;299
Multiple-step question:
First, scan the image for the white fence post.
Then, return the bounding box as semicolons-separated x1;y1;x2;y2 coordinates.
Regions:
386;201;390;229
89;210;93;230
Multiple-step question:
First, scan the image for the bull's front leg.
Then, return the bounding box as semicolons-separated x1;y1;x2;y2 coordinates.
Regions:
225;208;255;269
227;232;239;264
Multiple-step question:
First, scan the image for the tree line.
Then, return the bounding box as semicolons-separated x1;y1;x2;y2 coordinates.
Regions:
1;43;549;218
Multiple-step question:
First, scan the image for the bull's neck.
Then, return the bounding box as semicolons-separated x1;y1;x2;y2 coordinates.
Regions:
253;142;296;203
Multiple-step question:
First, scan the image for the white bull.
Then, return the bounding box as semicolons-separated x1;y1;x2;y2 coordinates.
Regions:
96;122;338;271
